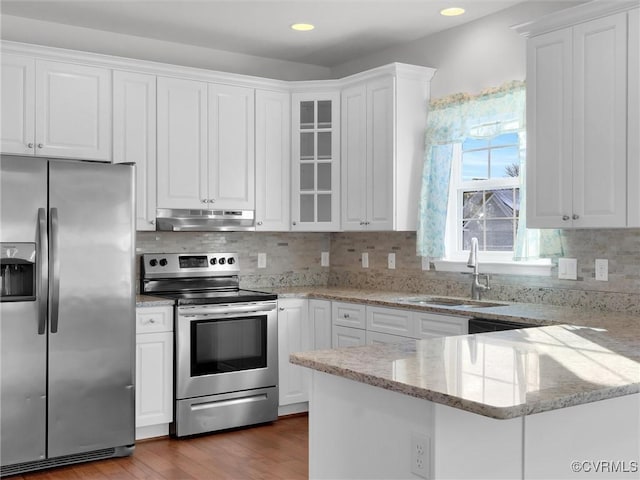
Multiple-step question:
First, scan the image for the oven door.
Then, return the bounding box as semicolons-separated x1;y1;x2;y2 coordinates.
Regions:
176;301;278;400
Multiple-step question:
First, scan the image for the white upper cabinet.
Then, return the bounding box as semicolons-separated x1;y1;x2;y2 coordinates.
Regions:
1;54;35;155
255;89;291;231
208;84;255;210
522;4;633;228
340;65;434;231
627;8;640;227
156;77;208;210
1;55;111;161
113;70;157;231
291;92;341;231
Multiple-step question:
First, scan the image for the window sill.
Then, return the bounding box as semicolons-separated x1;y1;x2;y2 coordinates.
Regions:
432;259;553;277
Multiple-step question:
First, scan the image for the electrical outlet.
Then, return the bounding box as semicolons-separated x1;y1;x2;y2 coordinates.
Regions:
257;253;267;269
388;253;396;269
595;259;608;281
558;258;577;280
361;252;369;268
411;432;430;479
421;256;430;271
321;251;330;267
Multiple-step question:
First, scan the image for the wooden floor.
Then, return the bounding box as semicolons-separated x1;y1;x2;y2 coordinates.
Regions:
10;415;308;480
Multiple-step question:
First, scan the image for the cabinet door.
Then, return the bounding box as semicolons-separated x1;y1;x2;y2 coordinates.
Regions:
255;90;290;231
341;84;368;230
136;332;173;428
332;301;366;329
1;54;35;155
572;13;627;228
113;71;157;231
309;299;332;350
208;83;255;210
628;9;640;227
35;60;111;161
366;76;394;230
291;92;341;231
526;29;573;228
278;299;312;406
157;77;208;209
365;330;413;346
332;325;366;348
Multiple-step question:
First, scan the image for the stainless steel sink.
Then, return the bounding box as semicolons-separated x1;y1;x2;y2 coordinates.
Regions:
395;296;504;308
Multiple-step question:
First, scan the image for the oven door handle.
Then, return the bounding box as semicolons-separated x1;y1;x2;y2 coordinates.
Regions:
178;302;277;318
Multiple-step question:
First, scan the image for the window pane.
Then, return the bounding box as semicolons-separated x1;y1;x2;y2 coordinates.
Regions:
300;194;315;222
462;149;488;181
300;132;314;160
462;223;485;251
317;163;331;190
485;189;515;218
318;101;332;128
462;137;489;151
492;132;519;147
300;164;314;191
485;219;516;251
463;191;484;219
490;146;520;178
300;101;314;129
317;194;332;222
317;132;332;159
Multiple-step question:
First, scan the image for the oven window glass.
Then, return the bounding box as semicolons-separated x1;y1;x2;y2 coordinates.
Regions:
191;315;267;376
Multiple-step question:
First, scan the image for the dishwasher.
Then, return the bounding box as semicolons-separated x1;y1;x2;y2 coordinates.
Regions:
468;318;536;333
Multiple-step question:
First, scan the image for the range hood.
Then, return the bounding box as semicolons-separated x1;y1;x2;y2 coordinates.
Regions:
156;208;255;232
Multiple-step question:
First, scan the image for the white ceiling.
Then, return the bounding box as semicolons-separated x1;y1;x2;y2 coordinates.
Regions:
0;0;527;67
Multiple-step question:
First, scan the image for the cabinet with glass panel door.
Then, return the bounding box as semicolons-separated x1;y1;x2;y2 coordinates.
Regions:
291;92;340;231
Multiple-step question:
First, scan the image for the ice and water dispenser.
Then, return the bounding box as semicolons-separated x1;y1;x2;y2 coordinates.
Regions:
0;243;36;302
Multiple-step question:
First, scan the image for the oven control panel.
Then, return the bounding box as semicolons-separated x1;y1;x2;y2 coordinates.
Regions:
142;253;239;277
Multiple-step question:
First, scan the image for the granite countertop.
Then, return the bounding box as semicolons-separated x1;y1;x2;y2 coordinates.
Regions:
280;286;640;419
135;294;175;307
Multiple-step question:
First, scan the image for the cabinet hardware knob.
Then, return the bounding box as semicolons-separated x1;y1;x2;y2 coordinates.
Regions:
359;221;364;225
208;199;216;203
562;215;570;221
343;313;350;318
37;143;44;149
279;307;285;311
365;221;370;225
292;221;297;226
150;220;155;225
148;318;155;324
201;199;207;203
572;214;579;220
27;143;34;148
257;221;263;226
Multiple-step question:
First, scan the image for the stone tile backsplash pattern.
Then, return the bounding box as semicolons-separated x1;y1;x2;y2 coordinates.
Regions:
136;229;639;314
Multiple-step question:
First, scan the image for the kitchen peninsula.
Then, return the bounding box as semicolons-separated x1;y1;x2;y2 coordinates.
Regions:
287;289;640;480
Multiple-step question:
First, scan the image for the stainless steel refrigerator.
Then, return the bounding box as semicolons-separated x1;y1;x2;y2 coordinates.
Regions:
0;155;135;476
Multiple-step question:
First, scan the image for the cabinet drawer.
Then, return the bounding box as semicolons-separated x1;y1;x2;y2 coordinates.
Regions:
332;302;366;329
136;306;174;334
332;325;366;348
365;330;414;346
414;311;468;338
366;306;414;337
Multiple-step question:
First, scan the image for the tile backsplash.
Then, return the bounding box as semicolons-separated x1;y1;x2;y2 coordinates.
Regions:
136;229;639;314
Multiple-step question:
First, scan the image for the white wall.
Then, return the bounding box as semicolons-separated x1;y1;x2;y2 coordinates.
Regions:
330;1;580;98
0;14;332;81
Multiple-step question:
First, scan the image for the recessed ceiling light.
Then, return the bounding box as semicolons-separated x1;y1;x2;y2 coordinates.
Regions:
440;7;465;16
291;23;315;31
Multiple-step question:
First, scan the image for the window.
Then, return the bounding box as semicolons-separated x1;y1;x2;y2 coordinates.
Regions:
445;131;523;261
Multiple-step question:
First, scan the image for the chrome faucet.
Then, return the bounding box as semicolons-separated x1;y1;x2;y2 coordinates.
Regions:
467;237;490;300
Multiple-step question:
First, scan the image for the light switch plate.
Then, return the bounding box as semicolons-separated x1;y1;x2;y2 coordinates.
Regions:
421;256;430;271
321;251;330;267
595;259;608;281
388;253;396;269
257;253;267;269
361;252;369;269
558;258;577;280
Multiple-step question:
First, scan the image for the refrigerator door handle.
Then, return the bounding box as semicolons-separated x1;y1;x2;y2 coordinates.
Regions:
37;208;48;335
49;207;60;334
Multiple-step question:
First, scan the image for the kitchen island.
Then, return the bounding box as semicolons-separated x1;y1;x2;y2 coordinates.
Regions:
286;289;640;480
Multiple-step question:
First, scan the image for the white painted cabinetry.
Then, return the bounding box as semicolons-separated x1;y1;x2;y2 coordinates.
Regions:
291;92;341;231
135;305;174;440
156;77;208;209
627;8;640;227
332;301;366;347
523;6;632;228
255;89;291;231
208;83;255;210
309;299;332;350
113;70;157;231
277;298;312;410
1;54;111;161
341;65;435;231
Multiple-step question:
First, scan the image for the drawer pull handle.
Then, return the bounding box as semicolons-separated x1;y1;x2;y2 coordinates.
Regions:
343;313;350;318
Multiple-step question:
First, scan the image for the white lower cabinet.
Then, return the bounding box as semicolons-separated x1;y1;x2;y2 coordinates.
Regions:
309;299;332;350
414;311;469;338
333;325;367;347
277;298;313;414
135;305;174;440
365;330;413;346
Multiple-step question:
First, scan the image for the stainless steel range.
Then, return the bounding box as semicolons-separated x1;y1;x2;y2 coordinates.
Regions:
141;252;278;437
